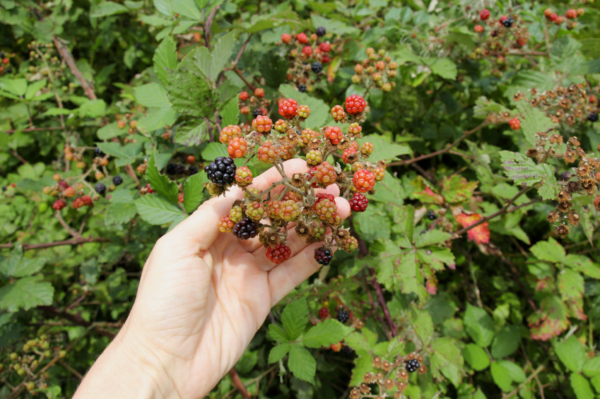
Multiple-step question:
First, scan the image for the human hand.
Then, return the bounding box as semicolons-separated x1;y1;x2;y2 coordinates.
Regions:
74;159;350;399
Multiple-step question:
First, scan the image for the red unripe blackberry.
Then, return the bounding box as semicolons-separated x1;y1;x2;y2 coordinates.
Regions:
219;215;234;233
254;88;265;98
178;193;184;203
566;9;577;19
315;193;335;206
239;91;249;101
375;60;385;70
241;106;250;115
227;137;248;158
302;46;313;56
219;125;242;144
246;201;265;220
331;105;346;121
266;244;292;264
233;217;259;240
353;169;375;193
281;33;292;44
321;54;330;63
314;161;337;186
349;192;369;212
297;32;309;44
257;141;279;163
480;9;490;20
252;115;273;133
474;25;484;33
342;148;357;164
554;15;564;24
345;95;366;115
544;8;553;18
58;180;69;189
319;42;331;53
72;197;84;209
186;155;196;165
315;198;337;221
324;126;343;144
314;247;333;265
331;342;342;352
52;199;66;210
508;117;521;130
318;307;330;319
279;98;298;119
64;186;76;197
81;195;92;206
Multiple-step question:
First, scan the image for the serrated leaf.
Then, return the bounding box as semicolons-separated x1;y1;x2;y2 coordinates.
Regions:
282;298;308;341
97;122;127;139
464;304;494;347
259;49;288;88
146;153;179;204
499;151;544;186
183;172;206;213
288;344;316;384
349;354;374;386
584;357;600;378
78;99;107;117
415;230;452;248
441;175;478;204
166;66;216;118
473;96;509;119
412;309;434;346
463;344;490;371
303;320;353;348
528;295;570;340
96;142;142;159
268;324;289;343
91;1;129;17
564;255;600;279
175;122;206;146
425;57;457;80
171;0;201;20
134;195;184;225
220;97;239;127
430;337;463;387
517;102;555;147
193;32;236;81
201;142;229;161
491;362;513;392
0;275;54;311
491;325;520;358
559;269;584;302
357;135;411;163
105;202;137;225
530;237;565;263
25;79;46;100
0;78;27;96
134;83;172;109
154;37;178;85
571;373;594;399
0;247;46;278
268;343;290;363
555;336;587;373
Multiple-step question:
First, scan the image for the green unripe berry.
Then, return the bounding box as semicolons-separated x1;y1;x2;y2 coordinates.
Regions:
41;341;49;350
17;368;25;376
59;350;67;358
43;350;51;357
23;344;30;352
26;382;35;391
9;353;17;361
13;363;21;370
351;75;361;84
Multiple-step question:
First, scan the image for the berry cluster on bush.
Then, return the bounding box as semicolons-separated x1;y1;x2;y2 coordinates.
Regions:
351;48;398;92
204;94;382;264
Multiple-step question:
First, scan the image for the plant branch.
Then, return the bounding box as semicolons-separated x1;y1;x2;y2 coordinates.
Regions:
234;68;257;91
53;37;97;100
38;306;116;339
503;366;545;399
228;369;251;399
55;210;81;238
3;126;66;134
204;4;222;48
0;236;110;251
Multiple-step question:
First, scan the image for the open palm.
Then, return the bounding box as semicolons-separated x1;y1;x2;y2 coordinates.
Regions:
119;159;350;398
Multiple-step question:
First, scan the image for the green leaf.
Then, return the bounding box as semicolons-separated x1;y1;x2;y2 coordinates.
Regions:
463;344;490;371
134;83;172;109
268;343;290;363
182;172;205;213
146;153;179;205
491;362;513;392
349;354;374;386
134;195;185;225
491;325;520;359
105;202;137;225
430;337;464;387
0;78;27;96
268;324;289;343
499;360;526;383
201;142;228;161
415;230;452;248
516;102;555;147
554;336;587;373
281;298;309;341
97;122;127;140
25;79;46;100
357;135;411;163
194;32;236;81
311;14;359;35
259;49;288;88
303;320;353;348
425;57;457;80
499;151;557;199
559;269;584;301
154;37;178;85
78;99;107;118
137;108;178;134
96;142;142;160
464;304;494;347
288;344;316;384
279;84;331;130
171;0;201;20
571;373;594;399
564;255;600;279
530;237;565;263
411;309;434;347
0;275;54;312
91;1;130;17
220;97;239;127
441;175;478;204
583;357;600;378
167;66;216;118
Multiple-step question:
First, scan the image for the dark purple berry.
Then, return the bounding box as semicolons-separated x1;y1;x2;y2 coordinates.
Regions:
314;247;332;265
205;157;237;186
336;309;349;323
112;175;123;186
405;359;419;373
233;217;259;240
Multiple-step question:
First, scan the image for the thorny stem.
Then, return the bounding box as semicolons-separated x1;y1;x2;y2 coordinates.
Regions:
502;366;545;399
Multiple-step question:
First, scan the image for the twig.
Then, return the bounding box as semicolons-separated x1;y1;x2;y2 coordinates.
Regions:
204;4;222;49
3;126;66;134
369;267;398;337
53;37;97;100
386;122;489;168
234;68;257;91
58;360;83;380
503;366;545;399
11;150;28;164
55;210;81;238
228;369;251;399
0;236;110;251
38;306;116;339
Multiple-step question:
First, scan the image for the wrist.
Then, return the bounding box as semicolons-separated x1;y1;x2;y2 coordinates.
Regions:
74;322;181;399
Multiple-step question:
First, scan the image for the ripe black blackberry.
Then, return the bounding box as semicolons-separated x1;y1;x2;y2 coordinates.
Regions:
311;61;323;74
253;108;263;118
316;26;326;37
491;30;498;37
314;247;332;265
175;164;186;175
205;157;236;186
233;217;259;240
112;175;123;186
166;163;178;175
94;147;104;157
588;112;599;122
298;84;307;93
336;309;349;323
94;183;106;195
341;346;354;357
405;359;419;373
188;165;198;175
502;17;514;28
427;210;436;220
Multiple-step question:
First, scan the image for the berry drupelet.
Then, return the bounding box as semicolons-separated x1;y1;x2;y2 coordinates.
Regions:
233;217;259;240
405;359;420;373
336;309;350;323
205;157;237;186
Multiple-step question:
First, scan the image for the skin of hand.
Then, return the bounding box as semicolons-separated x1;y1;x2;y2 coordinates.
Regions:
73;159;350;399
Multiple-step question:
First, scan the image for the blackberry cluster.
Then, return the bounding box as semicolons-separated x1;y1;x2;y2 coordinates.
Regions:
314;247;332;265
341;346;354;357
427;210;436;220
589;112;599;122
316;26;326;37
298;84;307;93
502;17;514;28
233;217;259;240
95;183;106;195
336;309;349;323
311;61;323;74
113;175;123;186
166;163;186;175
205;157;237;186
188;165;198;175
94;147;104;156
405;359;420;373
